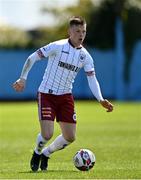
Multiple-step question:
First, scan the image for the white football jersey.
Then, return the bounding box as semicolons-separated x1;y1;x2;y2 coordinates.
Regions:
38;39;95;95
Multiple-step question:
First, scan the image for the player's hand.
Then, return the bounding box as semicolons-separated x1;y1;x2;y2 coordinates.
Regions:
12;78;26;92
100;99;113;112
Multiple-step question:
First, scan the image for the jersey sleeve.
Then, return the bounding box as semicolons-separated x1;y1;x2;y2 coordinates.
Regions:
37;42;57;58
83;52;95;73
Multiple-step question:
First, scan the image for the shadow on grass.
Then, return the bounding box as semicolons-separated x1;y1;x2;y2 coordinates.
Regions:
19;169;79;174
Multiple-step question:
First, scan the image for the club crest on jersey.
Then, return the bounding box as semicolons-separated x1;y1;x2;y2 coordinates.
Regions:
79;53;86;62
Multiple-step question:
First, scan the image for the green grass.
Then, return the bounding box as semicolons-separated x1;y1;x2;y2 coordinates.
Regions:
0;101;141;179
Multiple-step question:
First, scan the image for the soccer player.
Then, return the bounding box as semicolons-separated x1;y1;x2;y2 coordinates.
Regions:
13;16;113;172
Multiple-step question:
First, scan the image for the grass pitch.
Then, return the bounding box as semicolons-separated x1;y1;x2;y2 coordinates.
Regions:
0;101;141;179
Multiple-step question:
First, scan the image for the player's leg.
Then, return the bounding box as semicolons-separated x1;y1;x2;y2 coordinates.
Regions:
40;122;76;170
30;92;55;172
30;120;54;172
42;122;76;155
59;121;76;142
35;120;54;154
40;94;76;170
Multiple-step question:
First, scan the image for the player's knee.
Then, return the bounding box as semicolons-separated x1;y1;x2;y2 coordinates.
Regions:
42;132;53;141
65;135;76;143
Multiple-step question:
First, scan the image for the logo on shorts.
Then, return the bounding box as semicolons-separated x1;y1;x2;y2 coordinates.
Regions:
73;113;76;121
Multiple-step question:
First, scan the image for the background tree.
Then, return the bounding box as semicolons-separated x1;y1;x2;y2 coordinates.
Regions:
0;26;31;49
1;0;141;51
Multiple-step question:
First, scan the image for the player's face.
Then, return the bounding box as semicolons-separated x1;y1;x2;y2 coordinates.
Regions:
68;24;86;47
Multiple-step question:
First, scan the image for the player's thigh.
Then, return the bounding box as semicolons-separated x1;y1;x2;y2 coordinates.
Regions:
59;121;76;142
37;92;56;121
39;120;54;140
56;94;76;124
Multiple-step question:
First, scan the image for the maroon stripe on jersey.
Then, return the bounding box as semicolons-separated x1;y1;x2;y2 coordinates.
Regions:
37;49;45;58
62;47;78;93
50;45;65;93
86;71;95;76
43;51;57;92
56;44;71;93
69;50;82;82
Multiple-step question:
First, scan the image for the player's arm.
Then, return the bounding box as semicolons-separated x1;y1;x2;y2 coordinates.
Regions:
13;43;56;92
13;50;43;92
86;71;113;112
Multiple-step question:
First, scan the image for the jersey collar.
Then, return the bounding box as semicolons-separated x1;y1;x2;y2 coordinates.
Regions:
68;39;82;49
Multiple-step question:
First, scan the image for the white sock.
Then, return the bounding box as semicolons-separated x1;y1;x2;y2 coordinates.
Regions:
34;133;47;155
42;134;71;157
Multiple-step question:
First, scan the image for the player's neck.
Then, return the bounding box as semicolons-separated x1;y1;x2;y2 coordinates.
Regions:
68;39;82;49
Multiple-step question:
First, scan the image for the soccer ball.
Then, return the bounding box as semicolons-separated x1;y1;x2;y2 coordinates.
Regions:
73;149;96;171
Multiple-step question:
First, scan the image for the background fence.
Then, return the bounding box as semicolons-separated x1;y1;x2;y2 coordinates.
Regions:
0;41;141;101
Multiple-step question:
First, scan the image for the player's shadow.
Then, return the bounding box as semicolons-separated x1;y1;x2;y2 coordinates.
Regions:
19;169;79;173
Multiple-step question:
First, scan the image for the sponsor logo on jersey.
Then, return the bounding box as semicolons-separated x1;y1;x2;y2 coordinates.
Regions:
62;50;69;54
58;61;80;72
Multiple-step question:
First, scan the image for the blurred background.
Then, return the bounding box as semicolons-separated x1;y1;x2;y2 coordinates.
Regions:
0;0;141;101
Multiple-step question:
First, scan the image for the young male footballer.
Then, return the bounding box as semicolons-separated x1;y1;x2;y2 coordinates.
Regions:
13;16;113;172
